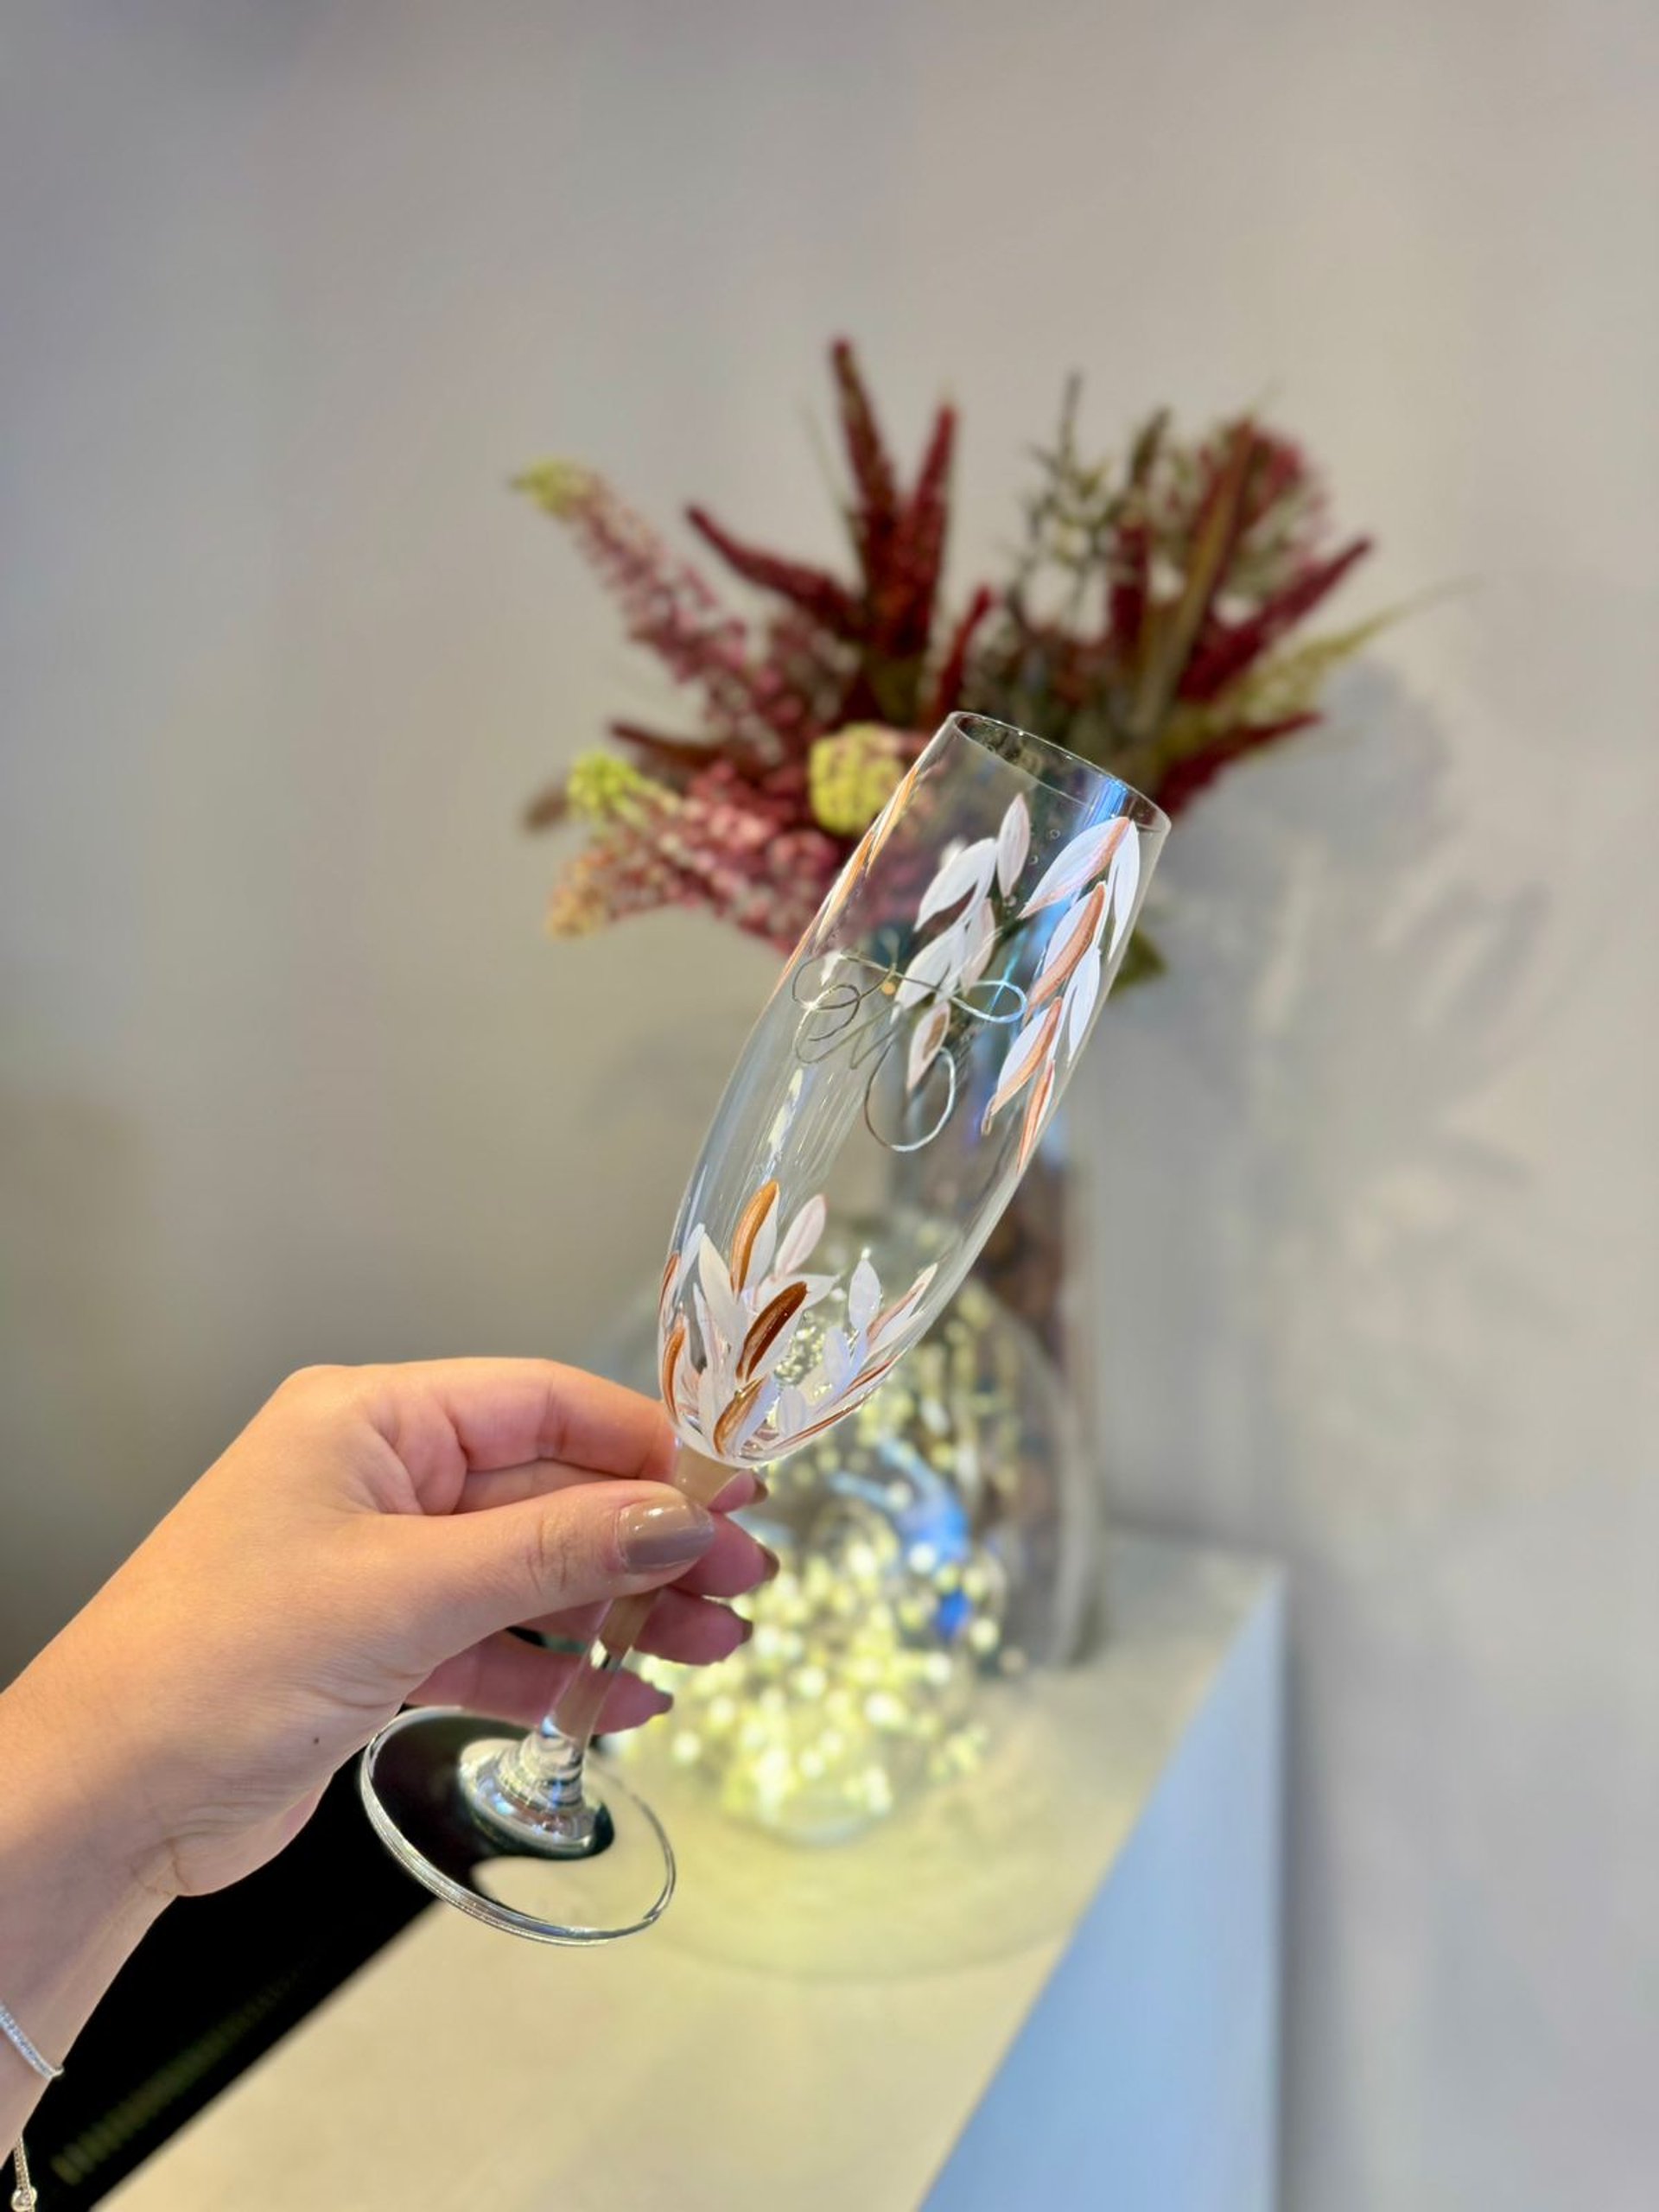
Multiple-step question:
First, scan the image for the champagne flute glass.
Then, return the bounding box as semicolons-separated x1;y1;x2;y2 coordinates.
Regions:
360;713;1168;1941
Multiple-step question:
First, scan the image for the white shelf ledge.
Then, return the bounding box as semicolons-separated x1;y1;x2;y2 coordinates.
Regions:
110;1535;1284;2212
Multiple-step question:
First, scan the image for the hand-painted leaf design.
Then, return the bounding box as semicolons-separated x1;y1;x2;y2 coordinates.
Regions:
1017;1056;1057;1173
1020;815;1129;918
774;1404;851;1450
850;1350;902;1397
869;1262;940;1351
696;1364;721;1446
916;836;996;929
672;1345;698;1421
1106;822;1141;952
774;1382;810;1439
821;1325;854;1392
735;1376;780;1452
729;1179;779;1291
867;753;925;865
692;1287;728;1402
1028;880;1109;1011
957;894;998;988
983;999;1062;1124
774;1192;827;1276
658;1314;687;1411
1063;944;1102;1057
995;792;1032;899
894;918;968;1011
848;1254;882;1333
658;1247;683;1327
906;1001;950;1092
714;1376;766;1459
696;1231;747;1359
737;1280;808;1383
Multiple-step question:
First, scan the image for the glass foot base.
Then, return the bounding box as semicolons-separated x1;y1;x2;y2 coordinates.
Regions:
458;1738;617;1859
359;1708;675;1944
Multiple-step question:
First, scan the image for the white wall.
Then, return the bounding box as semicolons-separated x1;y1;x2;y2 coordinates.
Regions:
3;3;1655;2207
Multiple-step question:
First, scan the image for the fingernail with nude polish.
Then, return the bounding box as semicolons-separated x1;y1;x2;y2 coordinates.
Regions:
619;1497;716;1571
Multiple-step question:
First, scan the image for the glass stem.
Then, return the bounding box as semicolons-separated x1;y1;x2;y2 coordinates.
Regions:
492;1453;737;1811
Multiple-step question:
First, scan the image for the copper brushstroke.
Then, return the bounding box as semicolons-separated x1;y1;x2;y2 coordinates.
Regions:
658;1313;687;1412
737;1279;807;1383
728;1179;779;1291
713;1376;766;1459
1027;880;1108;1011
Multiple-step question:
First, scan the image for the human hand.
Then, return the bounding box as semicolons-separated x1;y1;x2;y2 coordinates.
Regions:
4;1359;770;1903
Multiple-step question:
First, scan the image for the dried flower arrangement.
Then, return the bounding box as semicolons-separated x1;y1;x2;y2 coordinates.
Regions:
517;341;1382;985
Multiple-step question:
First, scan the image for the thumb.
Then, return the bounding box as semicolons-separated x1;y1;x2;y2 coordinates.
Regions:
372;1480;716;1668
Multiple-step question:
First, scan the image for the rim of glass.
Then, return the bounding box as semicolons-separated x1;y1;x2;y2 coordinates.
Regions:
946;712;1172;836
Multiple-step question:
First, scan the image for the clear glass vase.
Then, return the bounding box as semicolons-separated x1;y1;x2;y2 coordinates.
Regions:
601;1119;1104;1845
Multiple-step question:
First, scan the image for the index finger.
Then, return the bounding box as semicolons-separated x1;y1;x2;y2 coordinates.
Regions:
362;1357;677;1496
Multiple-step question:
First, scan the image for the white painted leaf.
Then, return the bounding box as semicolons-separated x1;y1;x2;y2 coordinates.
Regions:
915;836;997;929
696;1231;747;1361
696;1364;721;1446
869;1262;940;1351
822;1326;854;1391
774;1192;827;1276
983;1000;1063;1124
1028;881;1109;1010
906;1001;950;1092
957;895;998;988
1017;1057;1057;1173
774;1383;810;1438
1063;944;1103;1057
848;1255;882;1333
792;1273;839;1308
995;793;1032;899
1106;823;1141;952
664;1224;701;1320
691;1285;735;1403
673;1346;699;1421
1020;815;1129;918
737;1376;780;1448
893;918;968;1012
747;1217;778;1295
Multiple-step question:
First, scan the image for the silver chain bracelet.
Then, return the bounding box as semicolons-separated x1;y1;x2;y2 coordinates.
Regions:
2;1992;62;2209
11;2131;38;2212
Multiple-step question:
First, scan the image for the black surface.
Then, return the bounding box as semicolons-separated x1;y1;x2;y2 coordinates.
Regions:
22;1767;430;2206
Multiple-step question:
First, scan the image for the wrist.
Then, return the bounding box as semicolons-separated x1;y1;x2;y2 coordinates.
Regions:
0;1663;171;2089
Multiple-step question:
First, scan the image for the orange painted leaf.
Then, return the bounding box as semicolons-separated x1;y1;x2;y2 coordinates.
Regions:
1028;881;1109;1011
1017;1057;1057;1174
984;1000;1062;1125
737;1279;808;1383
730;1179;780;1290
658;1313;687;1411
713;1376;766;1459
